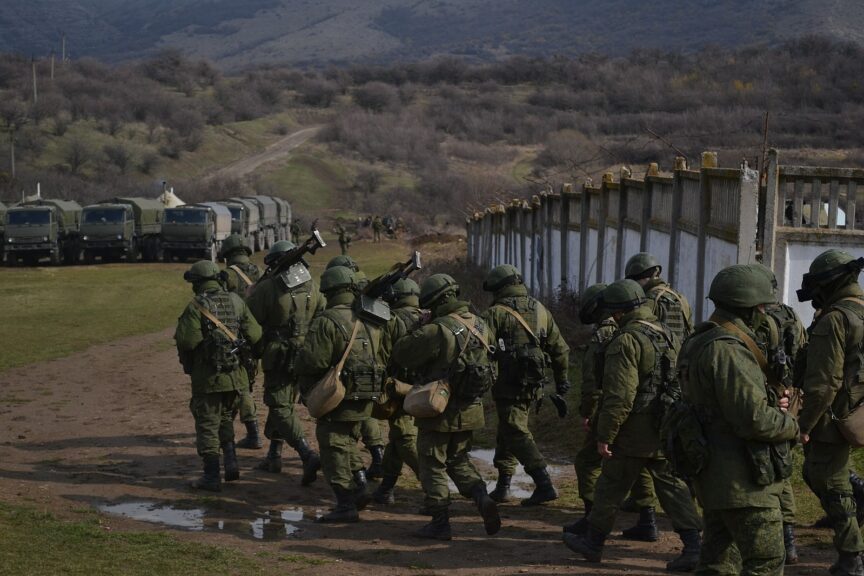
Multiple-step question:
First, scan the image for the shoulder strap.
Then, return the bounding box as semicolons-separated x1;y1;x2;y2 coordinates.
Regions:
336;320;362;373
499;304;540;344
708;313;770;373
834;296;864;310
448;313;494;353
192;299;239;342
229;264;254;288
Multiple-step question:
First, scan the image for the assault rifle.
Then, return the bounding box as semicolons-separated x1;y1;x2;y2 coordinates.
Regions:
258;229;326;288
358;251;422;324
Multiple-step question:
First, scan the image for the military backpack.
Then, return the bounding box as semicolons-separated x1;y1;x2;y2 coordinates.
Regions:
492;297;551;390
437;312;495;400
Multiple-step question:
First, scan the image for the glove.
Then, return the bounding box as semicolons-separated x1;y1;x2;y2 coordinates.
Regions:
556;379;571;396
549;394;568;419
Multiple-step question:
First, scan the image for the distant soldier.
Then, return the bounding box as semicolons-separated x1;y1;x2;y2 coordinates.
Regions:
296;266;390;522
625;252;693;343
563;279;702;571
372;216;383;243
481;264;570;505
336;224;352;255
290;219;302;245
174;260;262;492
391;274;500;540
246;240;323;485
220;234;264;449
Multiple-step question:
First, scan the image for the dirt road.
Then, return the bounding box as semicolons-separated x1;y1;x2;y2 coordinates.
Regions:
206;125;321;181
0;330;835;574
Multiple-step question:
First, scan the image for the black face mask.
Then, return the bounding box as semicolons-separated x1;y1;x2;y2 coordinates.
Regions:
797;258;864;302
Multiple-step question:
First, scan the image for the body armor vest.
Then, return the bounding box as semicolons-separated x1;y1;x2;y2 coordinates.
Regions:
647;284;692;343
196;290;242;374
617;320;678;416
325;308;385;401
436;313;495;400
826;298;864;397
493;296;550;388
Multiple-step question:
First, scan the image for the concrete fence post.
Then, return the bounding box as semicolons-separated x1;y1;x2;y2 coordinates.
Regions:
668;157;687;288
762;149;780;268
560;183;572;293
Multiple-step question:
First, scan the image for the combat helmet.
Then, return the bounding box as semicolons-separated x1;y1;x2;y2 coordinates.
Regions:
320;265;357;294
391;278;420;299
264;240;296;266
579;283;608;324
326;255;360;272
483;264;522;292
184;260;221;283
220;234;251;259
625;252;662;280
798;249;864;302
708;264;775;309
602;279;646;311
420;274;460;309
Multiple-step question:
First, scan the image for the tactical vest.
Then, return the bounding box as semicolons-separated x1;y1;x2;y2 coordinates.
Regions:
615;319;679;417
763;303;806;388
230;262;261;286
493;296;550;388
592;319;618;389
195;290;242;374
826;297;864;396
436;313;495;400
647;284;692;342
326;309;385;401
391;306;425;382
268;281;318;342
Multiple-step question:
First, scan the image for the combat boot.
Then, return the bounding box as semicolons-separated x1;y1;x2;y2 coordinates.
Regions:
190;455;221;492
372;475;398;505
620;495;639;513
236;420;263;449
317;486;359;523
832;552;864;576
563;499;592;535
563;525;605;563
256;439;283;473
851;472;864;525
222;441;239;482
783;523;799;565
353;469;371;511
365;445;385;480
415;509;452;541
622;507;659;542
295;438;321;486
489;473;513;503
471;484;501;535
666;529;701;572
521;467;558;506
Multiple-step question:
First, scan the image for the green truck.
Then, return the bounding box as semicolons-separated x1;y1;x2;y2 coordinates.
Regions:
161;202;232;262
273;196;292;242
80;197;164;263
4;198;82;266
220;198;260;253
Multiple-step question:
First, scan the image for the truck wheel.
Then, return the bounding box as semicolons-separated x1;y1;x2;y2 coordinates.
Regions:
128;241;139;263
163;249;173;263
50;250;61;266
83;251;95;265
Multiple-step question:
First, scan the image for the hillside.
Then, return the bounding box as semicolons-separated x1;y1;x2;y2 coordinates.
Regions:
2;0;864;68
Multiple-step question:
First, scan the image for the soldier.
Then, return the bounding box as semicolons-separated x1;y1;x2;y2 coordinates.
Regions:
372;278;424;505
296;266;390;522
325;255;386;479
481;264;570;505
372;216;383;243
563;279;702;571
174;260;262;491
290;219;302;244
566;283;658;538
391;274;501;540
797;250;864;576
674;264;798;574
336;224;351;255
220;233;264;450
246;240;322;485
625;252;693;342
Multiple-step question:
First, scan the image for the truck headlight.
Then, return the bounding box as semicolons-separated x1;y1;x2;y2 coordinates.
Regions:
82;235;88;241
42;236;49;242
7;237;14;243
117;234;123;240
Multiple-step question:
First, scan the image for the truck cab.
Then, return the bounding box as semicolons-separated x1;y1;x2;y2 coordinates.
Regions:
5;199;81;266
79;204;135;263
161;203;231;262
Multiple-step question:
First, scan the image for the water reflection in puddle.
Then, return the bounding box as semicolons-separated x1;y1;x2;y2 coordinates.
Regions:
97;501;305;539
469;448;565;500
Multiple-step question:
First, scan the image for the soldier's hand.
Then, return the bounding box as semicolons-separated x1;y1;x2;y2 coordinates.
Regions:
556;379;571;396
597;442;613;459
778;389;791;413
582;417;591;433
800;433;810;445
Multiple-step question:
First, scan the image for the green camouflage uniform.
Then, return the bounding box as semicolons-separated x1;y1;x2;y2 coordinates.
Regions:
682;308;799;575
175;279;262;457
799;283;864;556
247;271;324;450
575;318;656;508
223;253;262;426
643;278;693;342
296;290;390;490
587;305;701;535
391;300;492;514
482;283;569;476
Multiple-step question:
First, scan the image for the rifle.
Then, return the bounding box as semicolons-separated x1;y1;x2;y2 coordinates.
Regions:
258;229;326;288
358;251;422;323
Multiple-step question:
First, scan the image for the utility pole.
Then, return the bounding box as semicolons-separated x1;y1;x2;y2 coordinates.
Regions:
31;57;38;104
61;34;66;62
50;51;55;80
10;125;16;180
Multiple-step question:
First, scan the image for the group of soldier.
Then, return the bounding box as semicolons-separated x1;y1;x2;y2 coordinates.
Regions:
174;228;864;575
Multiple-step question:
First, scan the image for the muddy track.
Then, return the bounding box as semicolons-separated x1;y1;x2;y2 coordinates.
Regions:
206;126;322;181
0;331;834;574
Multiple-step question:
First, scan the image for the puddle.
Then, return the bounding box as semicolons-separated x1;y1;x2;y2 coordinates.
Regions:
469;448;566;499
97;501;305;539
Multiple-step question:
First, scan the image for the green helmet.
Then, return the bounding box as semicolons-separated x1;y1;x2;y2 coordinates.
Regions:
482;264;522;292
579;283;608;324
184;260;220;283
391;278;420;298
708;264;776;309
320;265;357;293
603;279;646;311
798;249;864;302
420;273;460;308
625;252;662;279
220;234;250;258
264;240;296;266
750;262;779;292
326;255;360;272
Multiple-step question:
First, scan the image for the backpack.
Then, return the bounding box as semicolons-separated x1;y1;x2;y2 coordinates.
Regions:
438;313;496;400
493;298;551;389
619;320;680;423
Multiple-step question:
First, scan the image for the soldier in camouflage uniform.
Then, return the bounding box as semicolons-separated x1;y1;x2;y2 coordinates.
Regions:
297;266;390;522
247;240;323;485
175;260;262;491
797;249;864;576
480;264;570;506
676;264;798;575
326;255;386;479
625;252;693;342
566;283;658;538
371;278;424;505
391;274;501;540
219;234;264;450
563;279;702;571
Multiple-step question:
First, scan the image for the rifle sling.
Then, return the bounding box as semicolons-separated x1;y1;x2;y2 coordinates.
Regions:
229;265;254;288
193;300;240;342
709;313;777;387
336;320;362;373
448;313;494;354
499;305;541;345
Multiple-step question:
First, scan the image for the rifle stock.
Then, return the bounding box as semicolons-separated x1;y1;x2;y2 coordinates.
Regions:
364;251;422;300
260;229;326;283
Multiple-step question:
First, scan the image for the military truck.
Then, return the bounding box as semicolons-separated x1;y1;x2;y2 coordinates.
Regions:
272;197;292;242
245;195;279;250
161;203;231;262
4;198;82;266
79;197;164;263
219;199;260;253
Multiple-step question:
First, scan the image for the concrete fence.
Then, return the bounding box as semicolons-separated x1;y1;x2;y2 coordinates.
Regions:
466;150;864;324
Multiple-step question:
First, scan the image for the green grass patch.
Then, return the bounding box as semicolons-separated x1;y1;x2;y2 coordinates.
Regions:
260;146;352;213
